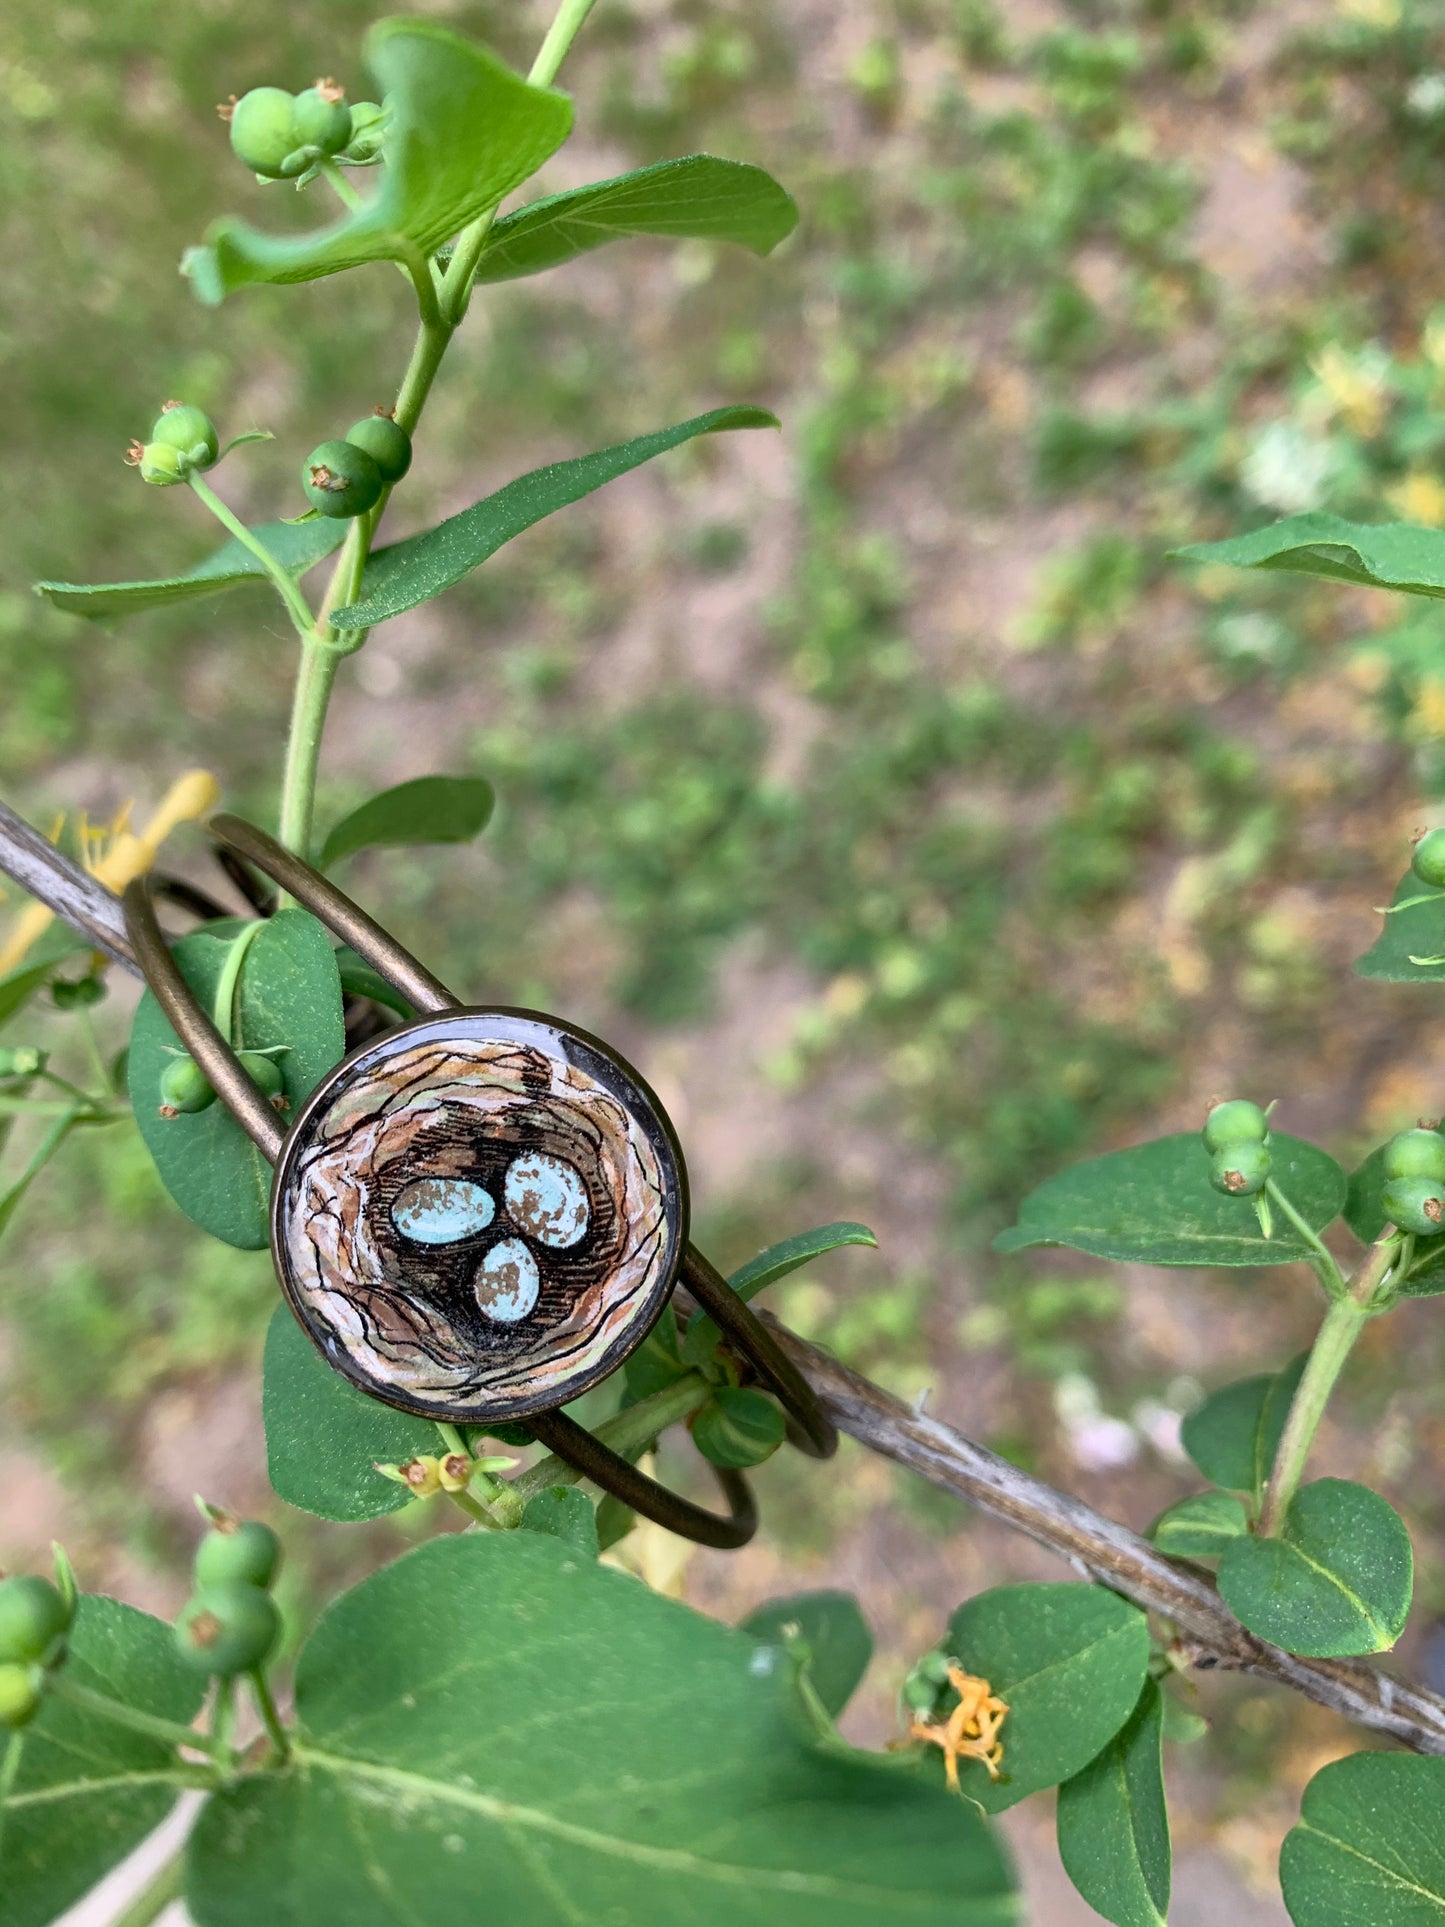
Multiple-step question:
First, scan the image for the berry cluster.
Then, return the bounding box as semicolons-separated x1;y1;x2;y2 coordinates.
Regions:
0;1563;75;1730
159;1048;288;1118
1201;1098;1271;1197
221;81;386;183
173;1509;283;1677
125;401;220;489
302;410;412;520
1380;1126;1445;1237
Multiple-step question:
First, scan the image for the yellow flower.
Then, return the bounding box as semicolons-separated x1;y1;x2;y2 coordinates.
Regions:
1387;472;1445;527
0;769;220;978
1308;343;1389;439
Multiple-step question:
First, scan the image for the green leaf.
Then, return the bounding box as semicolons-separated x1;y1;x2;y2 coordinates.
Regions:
183;21;572;303
0;1594;203;1927
187;1533;1019;1926
128;911;345;1248
1174;513;1445;599
692;1386;786;1468
520;1485;599;1559
262;1305;437;1522
622;1305;685;1401
1355;870;1445;983
680;1220;878;1366
319;775;495;868
741;1591;873;1720
1217;1478;1413;1657
0;961;61;1027
1056;1680;1170;1927
1344;1146;1445;1294
1146;1489;1250;1558
941;1583;1151;1814
472;155;797;284
334;945;416;1020
996;1133;1346;1267
1179;1354;1307;1500
34;518;344;621
1280;1751;1445;1925
334;406;780;630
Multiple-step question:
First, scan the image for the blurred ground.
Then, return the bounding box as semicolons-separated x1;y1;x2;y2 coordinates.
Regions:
6;0;1445;1919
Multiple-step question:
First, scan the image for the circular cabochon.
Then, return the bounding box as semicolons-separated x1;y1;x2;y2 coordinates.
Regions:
271;1009;688;1422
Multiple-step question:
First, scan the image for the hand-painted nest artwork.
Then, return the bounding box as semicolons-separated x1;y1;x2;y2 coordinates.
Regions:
271;1010;687;1420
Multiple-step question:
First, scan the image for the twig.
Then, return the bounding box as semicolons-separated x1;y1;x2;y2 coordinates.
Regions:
3;805;1443;1756
765;1319;1445;1757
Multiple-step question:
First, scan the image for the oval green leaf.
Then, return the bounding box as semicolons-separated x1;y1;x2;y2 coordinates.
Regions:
1147;1489;1249;1558
1179;1354;1307;1499
995;1133;1346;1268
128;911;345;1248
187;1533;1020;1926
942;1583;1151;1813
184;21;572;302
1356;871;1445;984
262;1305;438;1522
318;775;495;868
334;406;780;630
1174;514;1445;598
520;1485;600;1559
1217;1478;1413;1657
0;1594;203;1927
741;1590;873;1721
34;518;344;621
1056;1680;1170;1927
473;155;797;284
1281;1751;1445;1925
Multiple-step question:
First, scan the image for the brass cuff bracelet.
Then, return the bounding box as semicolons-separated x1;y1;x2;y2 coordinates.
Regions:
122;814;836;1549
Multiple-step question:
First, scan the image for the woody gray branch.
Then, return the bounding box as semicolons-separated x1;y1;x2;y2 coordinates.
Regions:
766;1318;1445;1758
1;798;1443;1759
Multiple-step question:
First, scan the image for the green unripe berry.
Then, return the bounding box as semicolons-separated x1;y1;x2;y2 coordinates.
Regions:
194;1517;282;1591
0;1047;44;1079
1382;1127;1445;1184
1382;1174;1445;1237
302;440;383;519
0;1663;43;1730
131;441;188;487
174;1583;280;1676
341;101;387;163
0;1576;70;1664
1202;1099;1270;1153
152;403;219;471
1209;1141;1271;1197
1412;827;1445;889
291;80;352;156
691;1386;786;1469
226;87;299;180
345;411;412;484
236;1050;289;1112
159;1055;216;1118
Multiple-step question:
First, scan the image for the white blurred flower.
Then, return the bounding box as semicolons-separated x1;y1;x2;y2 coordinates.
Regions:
1240;421;1341;513
1408;73;1445;119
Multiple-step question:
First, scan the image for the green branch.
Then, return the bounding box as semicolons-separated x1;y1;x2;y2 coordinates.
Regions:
47;1673;222;1760
511;1372;712;1505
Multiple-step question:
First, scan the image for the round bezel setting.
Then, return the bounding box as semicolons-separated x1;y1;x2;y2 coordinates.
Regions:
270;1007;688;1422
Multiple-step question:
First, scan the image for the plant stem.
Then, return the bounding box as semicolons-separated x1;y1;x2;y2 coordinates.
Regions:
1258;1235;1400;1537
0;1730;24;1867
112;1846;188;1927
318;158;363;212
186;475;315;640
1263;1178;1346;1300
277;641;342;861
248;1668;290;1763
48;1674;219;1759
272;0;598;855
512;1372;712;1504
210;919;265;1043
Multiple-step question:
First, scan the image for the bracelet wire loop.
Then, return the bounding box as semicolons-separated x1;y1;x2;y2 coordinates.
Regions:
121;815;836;1549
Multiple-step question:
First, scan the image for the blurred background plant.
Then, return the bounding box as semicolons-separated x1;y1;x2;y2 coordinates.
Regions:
5;0;1445;1915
